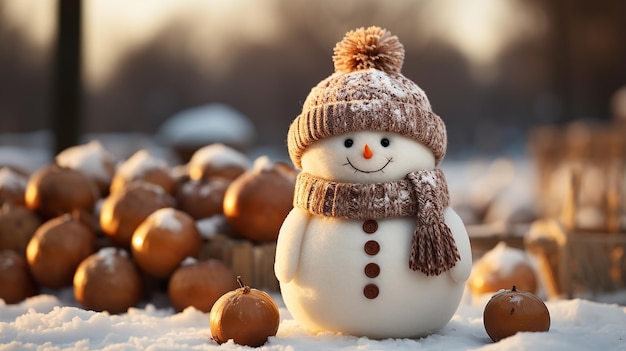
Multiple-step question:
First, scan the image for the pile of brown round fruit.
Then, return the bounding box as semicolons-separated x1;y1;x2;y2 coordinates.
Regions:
0;141;295;316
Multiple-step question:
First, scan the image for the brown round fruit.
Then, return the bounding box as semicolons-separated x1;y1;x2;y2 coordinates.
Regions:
73;247;142;314
0;249;38;304
131;208;202;278
25;164;100;219
483;286;550;342
55;140;116;197
0;205;42;256
223;157;295;242
168;258;238;312
109;150;176;195
210;277;280;347
175;178;230;219
468;242;538;296
187;144;250;182
0;167;28;206
100;182;175;248
26;213;97;289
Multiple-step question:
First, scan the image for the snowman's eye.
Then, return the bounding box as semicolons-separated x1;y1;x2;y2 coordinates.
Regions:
380;138;390;147
344;139;354;148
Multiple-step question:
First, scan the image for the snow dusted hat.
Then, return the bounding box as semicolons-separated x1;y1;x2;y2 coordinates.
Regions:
287;26;447;169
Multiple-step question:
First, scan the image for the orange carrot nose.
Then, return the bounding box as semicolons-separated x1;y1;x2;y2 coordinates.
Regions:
363;144;373;159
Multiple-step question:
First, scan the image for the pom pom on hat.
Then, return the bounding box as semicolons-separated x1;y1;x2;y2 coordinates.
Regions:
287;26;447;169
333;26;405;74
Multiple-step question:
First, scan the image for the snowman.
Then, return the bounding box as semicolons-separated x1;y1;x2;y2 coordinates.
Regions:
275;26;472;339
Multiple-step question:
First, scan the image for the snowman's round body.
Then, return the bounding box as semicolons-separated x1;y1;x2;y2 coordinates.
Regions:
275;131;472;339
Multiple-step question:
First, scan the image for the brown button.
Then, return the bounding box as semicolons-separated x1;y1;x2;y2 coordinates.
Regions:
364;263;380;278
364;240;380;255
363;284;379;299
362;219;378;234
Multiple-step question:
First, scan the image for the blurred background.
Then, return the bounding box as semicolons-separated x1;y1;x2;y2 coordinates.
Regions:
2;0;625;160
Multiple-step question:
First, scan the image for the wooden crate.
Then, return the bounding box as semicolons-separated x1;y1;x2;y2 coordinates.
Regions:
200;234;279;292
525;219;626;300
529;122;626;230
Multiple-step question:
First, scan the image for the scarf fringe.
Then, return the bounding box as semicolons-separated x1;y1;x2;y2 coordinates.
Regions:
409;223;460;276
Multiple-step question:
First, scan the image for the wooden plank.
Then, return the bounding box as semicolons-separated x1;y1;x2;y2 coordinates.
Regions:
201;236;279;292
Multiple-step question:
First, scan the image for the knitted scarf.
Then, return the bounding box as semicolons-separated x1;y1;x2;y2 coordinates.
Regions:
294;169;459;276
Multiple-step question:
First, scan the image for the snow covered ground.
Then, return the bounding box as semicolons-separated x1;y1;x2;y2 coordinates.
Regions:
1;289;625;351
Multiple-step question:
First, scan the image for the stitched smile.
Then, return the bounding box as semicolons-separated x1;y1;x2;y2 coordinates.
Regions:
343;158;392;173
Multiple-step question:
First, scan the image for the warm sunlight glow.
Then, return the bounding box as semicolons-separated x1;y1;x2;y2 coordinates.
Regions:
83;0;283;91
416;0;547;80
1;0;56;60
80;0;550;91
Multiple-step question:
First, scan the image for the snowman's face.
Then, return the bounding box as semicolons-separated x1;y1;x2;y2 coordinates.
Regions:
300;131;436;183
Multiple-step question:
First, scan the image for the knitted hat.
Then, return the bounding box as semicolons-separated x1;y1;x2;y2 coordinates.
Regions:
287;26;447;169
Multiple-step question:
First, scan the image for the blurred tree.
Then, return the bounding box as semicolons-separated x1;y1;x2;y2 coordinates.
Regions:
0;1;54;134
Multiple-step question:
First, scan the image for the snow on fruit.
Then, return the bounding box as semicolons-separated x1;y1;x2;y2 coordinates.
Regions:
99;182;175;248
25;164;100;219
131;208;202;278
0;167;28;206
26;212;96;289
0;249;38;304
73;247;142;314
468;242;538;296
0;204;41;256
223;156;296;242
109;149;175;195
187;143;250;182
55;140;116;197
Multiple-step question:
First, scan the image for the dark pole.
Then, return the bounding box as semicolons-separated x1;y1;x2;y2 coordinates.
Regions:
52;0;82;154
548;0;572;124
